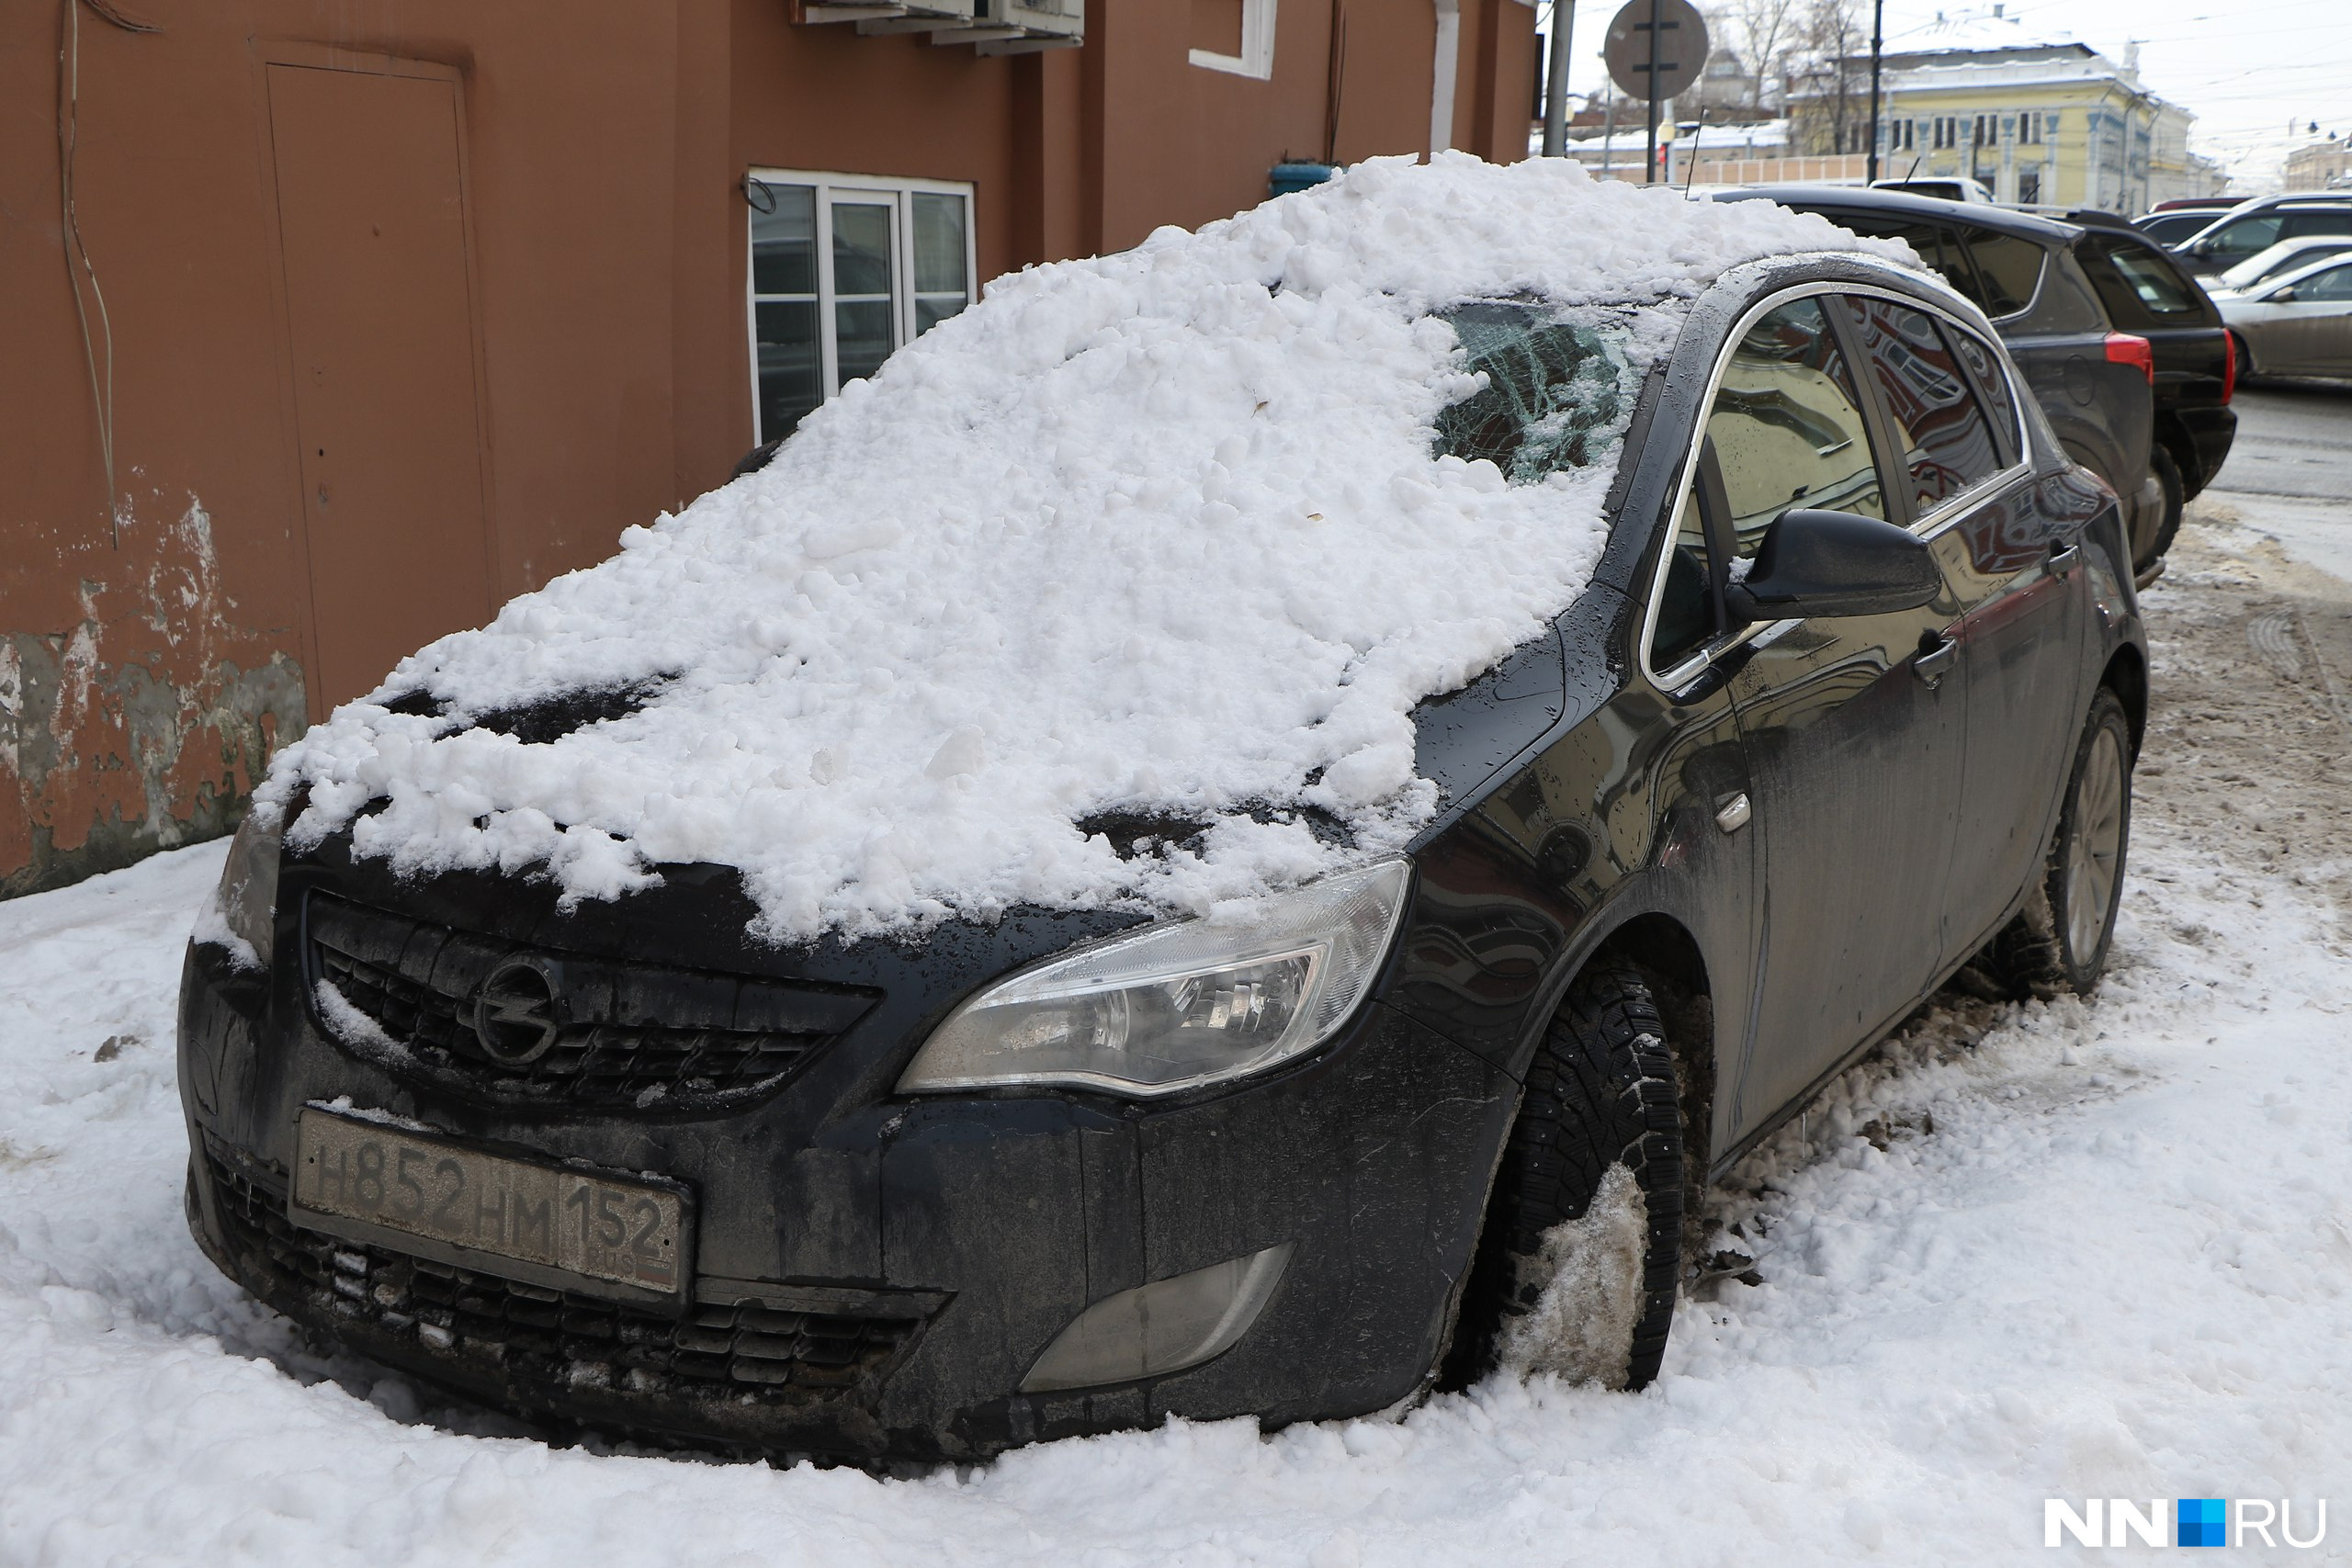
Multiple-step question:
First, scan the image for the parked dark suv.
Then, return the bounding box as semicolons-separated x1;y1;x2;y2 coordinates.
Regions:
2066;212;2238;564
1719;188;2165;574
180;184;2145;1465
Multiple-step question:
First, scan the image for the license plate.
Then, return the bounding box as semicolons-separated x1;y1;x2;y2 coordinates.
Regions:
289;1107;691;1303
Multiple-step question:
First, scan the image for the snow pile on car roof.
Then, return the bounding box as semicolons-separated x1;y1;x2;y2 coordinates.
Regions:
268;153;1894;941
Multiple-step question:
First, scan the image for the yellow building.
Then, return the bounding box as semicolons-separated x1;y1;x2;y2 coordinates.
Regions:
1790;11;2225;213
2284;139;2352;192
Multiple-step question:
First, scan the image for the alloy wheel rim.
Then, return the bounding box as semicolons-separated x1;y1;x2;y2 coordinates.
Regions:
2065;728;2126;962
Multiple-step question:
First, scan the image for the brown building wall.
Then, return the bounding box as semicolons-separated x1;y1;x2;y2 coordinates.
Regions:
2;0;1529;899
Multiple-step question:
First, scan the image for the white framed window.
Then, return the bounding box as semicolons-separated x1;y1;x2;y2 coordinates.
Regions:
745;169;977;444
1931;116;1960;151
1973;112;1999;147
1190;0;1277;80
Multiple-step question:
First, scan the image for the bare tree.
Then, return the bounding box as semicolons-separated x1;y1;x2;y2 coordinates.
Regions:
1716;0;1803;112
1788;0;1870;153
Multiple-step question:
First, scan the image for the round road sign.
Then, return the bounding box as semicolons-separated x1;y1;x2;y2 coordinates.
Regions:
1602;0;1711;103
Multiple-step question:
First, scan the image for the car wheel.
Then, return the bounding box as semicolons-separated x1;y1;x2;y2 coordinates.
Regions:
2140;445;2186;570
2229;329;2255;384
1992;688;2134;998
1442;957;1685;1392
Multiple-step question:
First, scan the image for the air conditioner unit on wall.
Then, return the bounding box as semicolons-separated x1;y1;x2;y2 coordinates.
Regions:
932;0;1083;52
795;2;976;27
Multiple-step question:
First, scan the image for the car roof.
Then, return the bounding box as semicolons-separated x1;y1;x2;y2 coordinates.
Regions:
1715;186;2081;245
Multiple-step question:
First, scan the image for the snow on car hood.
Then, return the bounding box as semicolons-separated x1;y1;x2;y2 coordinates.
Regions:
266;153;1894;942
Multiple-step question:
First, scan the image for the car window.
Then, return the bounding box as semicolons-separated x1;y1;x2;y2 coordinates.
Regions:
1704;297;1888;558
2080;237;2209;327
2291;264;2352;302
1944;325;2020;464
1653;490;1716;670
1432;304;1627;482
1842;298;2005;514
2139;213;2213;246
2256;243;2352;284
1960;231;2045;317
2018;249;2111;334
2206;213;2283;261
1821;215;1989;310
2278;209;2352;241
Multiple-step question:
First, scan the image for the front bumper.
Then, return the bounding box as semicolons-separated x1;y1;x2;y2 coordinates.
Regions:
177;858;1516;1461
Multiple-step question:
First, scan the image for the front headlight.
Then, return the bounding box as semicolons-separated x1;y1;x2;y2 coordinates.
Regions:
199;804;284;971
897;859;1411;1098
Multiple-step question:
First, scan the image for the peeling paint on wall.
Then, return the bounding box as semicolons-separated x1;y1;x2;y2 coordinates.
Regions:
2;497;306;899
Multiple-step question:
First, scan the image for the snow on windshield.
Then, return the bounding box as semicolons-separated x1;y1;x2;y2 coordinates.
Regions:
267;153;1896;942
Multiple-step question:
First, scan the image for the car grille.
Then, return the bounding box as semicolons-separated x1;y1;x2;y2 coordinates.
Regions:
205;1149;928;1401
305;893;876;1113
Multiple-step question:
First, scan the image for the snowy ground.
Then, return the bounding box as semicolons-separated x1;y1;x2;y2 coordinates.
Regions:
3;507;2348;1566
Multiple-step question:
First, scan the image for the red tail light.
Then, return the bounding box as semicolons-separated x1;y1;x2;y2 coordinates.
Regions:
2220;330;2237;404
2104;332;2155;386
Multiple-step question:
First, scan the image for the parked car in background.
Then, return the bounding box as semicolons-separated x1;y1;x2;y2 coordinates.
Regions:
2208;236;2352;296
2135;209;2232;248
2065;213;2239;565
2215;253;2352;377
1719;187;2167;575
1871;175;1993;204
176;167;2147;1464
2173;197;2352;276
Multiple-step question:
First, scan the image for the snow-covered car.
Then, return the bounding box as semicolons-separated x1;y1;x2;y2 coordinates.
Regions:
178;157;2147;1464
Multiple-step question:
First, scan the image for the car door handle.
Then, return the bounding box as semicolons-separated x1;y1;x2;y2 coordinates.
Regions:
2049;540;2081;576
1914;632;1959;688
1713;792;1751;834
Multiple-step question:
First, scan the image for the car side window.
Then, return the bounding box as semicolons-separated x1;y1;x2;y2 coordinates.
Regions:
1944;326;2020;464
2081;238;2208;328
1831;216;1987;310
2210;213;2283;260
1704;297;1888;560
2278;210;2352;241
2293;264;2352;301
1652;489;1716;671
1960;231;2045;317
1842;298;2005;514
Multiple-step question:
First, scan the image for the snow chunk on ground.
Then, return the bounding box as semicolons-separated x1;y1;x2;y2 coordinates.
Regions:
267;153;1900;942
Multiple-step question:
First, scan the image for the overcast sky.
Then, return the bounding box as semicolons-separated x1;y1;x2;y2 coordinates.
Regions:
1547;0;2352;184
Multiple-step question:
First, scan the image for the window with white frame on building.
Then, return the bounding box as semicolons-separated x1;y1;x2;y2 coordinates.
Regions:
1972;113;1998;147
2020;110;2043;146
746;171;976;444
1889;118;1917;152
1932;116;1959;151
1190;0;1277;79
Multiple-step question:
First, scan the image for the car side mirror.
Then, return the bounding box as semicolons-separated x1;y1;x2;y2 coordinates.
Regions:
1724;509;1940;626
2271;285;2299;303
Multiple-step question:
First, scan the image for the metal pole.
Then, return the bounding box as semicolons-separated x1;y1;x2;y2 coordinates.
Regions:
1645;0;1661;183
1600;86;1617;177
1867;0;1884;182
1542;2;1577;155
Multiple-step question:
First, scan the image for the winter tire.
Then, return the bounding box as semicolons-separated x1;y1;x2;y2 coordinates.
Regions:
1442;956;1686;1392
1992;687;2134;998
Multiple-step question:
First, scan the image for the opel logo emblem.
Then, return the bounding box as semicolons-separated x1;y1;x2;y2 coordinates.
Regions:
471;959;561;1066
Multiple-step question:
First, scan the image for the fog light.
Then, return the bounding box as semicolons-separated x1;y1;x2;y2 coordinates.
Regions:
1020;1243;1294;1394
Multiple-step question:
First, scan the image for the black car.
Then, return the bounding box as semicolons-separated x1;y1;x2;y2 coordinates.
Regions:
2133;204;2236;249
1721;189;2165;575
180;246;2144;1464
2066;212;2239;564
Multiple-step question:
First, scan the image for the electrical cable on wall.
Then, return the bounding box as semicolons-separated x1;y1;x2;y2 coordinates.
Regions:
56;0;158;546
